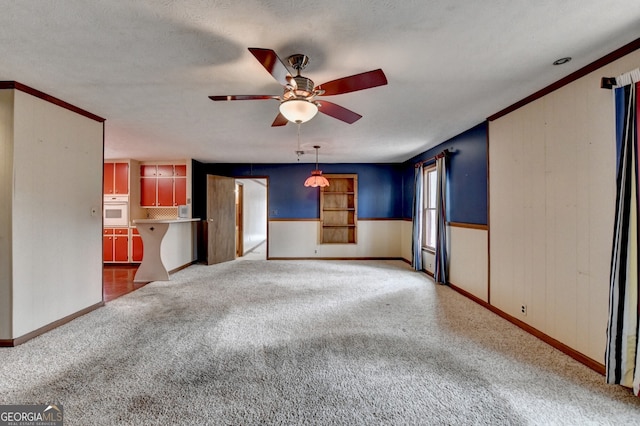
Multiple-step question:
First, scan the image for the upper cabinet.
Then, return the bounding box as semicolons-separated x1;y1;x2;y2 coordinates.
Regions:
140;163;187;207
103;162;129;195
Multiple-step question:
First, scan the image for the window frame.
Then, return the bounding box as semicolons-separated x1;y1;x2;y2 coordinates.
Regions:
422;165;437;252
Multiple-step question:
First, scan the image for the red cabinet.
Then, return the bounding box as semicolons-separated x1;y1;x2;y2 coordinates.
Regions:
140;164;187;207
103;228;129;262
103;162;129;195
140;177;157;206
157;178;174;206
174;164;187;206
131;228;143;262
174;178;187;206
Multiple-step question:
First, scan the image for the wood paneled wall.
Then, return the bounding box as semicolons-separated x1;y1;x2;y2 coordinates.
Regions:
489;49;640;362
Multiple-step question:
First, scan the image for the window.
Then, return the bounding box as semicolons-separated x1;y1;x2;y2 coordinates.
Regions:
422;166;437;251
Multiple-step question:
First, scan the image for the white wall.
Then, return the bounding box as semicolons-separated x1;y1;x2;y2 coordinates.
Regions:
161;221;198;271
5;89;103;339
269;220;402;258
237;178;267;253
0;90;15;338
489;49;640;362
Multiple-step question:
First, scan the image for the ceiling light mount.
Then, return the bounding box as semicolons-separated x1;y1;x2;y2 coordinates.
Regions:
553;57;572;66
287;54;310;73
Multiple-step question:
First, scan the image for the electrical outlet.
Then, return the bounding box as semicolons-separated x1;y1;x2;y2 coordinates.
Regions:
521;305;527;316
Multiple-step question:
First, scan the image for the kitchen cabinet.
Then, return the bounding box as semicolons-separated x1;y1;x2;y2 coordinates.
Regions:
103;162;129;195
103;228;129;262
131;228;143;262
140;164;187;207
320;174;358;244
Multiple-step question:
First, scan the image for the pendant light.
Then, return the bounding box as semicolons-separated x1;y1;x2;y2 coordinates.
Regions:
304;146;330;188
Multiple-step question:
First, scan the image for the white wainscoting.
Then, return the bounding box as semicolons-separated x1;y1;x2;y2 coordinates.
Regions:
400;220;412;263
448;226;488;302
269;220;403;258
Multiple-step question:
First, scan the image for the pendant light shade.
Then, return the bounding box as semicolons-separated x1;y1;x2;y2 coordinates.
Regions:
279;99;319;124
304;146;330;187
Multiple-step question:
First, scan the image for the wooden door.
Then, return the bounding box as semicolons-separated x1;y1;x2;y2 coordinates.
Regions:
206;175;236;265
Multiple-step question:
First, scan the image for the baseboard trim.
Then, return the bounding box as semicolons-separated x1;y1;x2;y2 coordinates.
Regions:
267;256;405;261
447;282;605;375
168;260;198;274
0;301;105;347
243;240;266;256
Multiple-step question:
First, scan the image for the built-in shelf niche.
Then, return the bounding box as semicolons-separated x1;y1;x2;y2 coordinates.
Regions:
320;174;358;244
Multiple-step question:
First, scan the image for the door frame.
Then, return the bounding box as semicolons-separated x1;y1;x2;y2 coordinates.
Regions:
234;176;269;259
235;182;244;257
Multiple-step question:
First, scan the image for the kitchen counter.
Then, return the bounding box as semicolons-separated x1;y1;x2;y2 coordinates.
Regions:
133;218;200;224
133;218;200;282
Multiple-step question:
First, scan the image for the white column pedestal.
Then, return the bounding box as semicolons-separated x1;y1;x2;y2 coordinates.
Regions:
134;222;170;282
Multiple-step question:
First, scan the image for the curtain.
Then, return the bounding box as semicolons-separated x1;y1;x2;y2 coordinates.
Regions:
434;155;448;283
606;72;640;395
412;164;424;271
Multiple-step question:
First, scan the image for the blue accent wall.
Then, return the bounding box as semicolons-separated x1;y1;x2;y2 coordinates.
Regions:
194;163;403;220
402;122;488;225
193;122;487;225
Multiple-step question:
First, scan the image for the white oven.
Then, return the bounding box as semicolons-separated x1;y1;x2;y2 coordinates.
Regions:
103;195;129;227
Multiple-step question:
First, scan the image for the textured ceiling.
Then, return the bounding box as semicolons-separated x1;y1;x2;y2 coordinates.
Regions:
0;1;638;163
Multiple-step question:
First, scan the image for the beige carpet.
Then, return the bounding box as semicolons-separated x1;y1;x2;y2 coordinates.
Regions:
1;259;639;425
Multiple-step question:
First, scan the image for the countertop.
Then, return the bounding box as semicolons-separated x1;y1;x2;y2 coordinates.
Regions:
133;218;200;224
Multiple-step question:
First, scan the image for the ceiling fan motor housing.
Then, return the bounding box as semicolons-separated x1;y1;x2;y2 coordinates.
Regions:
284;76;315;99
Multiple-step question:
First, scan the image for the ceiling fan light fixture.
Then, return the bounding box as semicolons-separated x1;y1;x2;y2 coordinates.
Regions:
279;99;318;124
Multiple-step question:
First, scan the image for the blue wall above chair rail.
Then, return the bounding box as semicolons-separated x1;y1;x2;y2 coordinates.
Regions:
192;122;487;225
195;163;404;219
401;122;488;225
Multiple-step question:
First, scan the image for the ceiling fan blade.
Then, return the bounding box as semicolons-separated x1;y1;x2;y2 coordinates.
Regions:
316;69;387;96
271;113;289;127
317;101;362;124
209;95;278;101
248;48;292;87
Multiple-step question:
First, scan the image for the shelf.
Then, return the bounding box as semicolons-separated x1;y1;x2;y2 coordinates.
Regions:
320;174;357;244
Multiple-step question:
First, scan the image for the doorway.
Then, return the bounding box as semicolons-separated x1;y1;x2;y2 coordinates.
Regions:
235;178;267;260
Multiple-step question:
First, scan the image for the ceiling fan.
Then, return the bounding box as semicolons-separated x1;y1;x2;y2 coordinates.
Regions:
209;48;388;126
